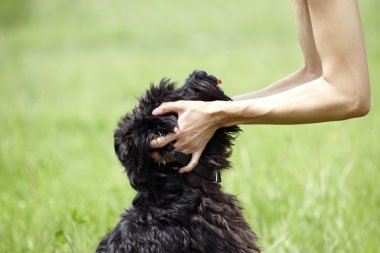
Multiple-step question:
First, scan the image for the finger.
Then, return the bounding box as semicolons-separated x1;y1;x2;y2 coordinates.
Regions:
150;133;177;148
179;149;204;173
152;101;183;115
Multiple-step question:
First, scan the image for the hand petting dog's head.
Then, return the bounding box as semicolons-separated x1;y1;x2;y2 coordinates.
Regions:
113;71;240;190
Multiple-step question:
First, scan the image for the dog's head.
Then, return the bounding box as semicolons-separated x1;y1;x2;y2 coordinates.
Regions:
114;71;240;191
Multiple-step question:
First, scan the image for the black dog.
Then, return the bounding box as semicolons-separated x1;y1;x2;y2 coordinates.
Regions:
96;71;260;253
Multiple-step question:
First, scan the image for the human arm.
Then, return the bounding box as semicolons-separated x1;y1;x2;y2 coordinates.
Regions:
151;0;371;171
218;0;372;126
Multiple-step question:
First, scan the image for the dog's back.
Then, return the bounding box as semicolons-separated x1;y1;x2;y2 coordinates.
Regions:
96;71;260;253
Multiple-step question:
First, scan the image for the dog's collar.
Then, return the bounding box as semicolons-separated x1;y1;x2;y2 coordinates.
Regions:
171;151;221;183
152;152;221;183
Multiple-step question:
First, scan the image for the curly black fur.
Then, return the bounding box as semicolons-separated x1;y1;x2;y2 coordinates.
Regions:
96;71;260;253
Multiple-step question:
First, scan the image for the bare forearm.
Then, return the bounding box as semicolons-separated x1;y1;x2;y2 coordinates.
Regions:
233;66;321;100
230;0;370;124
216;77;368;126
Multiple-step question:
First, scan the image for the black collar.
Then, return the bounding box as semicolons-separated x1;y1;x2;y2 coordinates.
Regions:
171;151;221;183
153;151;222;183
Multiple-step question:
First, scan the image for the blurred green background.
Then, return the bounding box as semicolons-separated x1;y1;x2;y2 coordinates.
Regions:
1;0;379;252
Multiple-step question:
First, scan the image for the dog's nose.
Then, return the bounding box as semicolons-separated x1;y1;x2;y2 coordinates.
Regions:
194;70;219;86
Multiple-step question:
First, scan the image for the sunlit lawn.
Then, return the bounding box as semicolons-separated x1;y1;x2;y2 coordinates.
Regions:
1;0;379;252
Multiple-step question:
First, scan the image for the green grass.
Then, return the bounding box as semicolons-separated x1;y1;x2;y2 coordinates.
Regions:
1;0;379;252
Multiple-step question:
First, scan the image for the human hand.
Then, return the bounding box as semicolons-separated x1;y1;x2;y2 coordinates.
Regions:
150;100;221;173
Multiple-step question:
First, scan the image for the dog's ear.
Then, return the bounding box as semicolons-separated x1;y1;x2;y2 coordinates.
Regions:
177;70;231;102
114;80;179;189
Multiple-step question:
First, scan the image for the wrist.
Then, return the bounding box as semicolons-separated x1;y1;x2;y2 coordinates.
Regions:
210;100;271;127
208;101;241;128
205;101;226;128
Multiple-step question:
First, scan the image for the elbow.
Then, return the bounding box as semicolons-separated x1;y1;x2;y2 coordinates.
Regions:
355;98;371;117
322;64;371;119
344;89;371;118
350;99;371;118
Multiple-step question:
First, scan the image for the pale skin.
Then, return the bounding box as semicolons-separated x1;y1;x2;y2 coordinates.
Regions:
150;0;371;173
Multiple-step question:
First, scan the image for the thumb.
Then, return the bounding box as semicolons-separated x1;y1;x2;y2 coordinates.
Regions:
152;101;183;116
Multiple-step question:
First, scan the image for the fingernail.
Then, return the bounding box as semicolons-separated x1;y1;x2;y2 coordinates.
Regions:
152;109;157;115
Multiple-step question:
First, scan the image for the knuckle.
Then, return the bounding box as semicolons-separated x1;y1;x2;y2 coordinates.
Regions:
151;141;158;147
156;103;170;114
